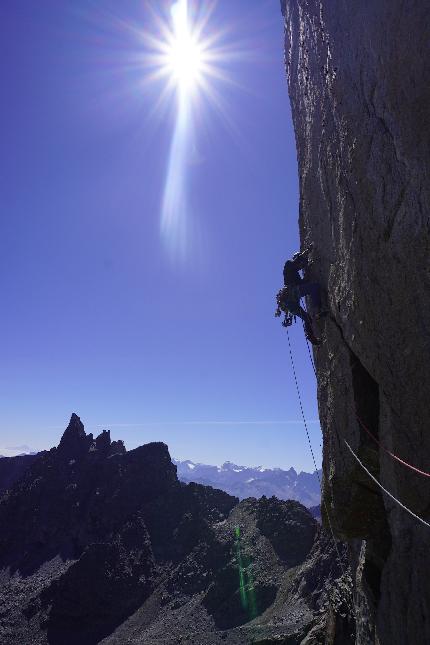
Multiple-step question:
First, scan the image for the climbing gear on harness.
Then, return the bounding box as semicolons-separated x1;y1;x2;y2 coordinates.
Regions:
276;286;300;313
277;248;323;345
282;313;294;328
275;287;321;345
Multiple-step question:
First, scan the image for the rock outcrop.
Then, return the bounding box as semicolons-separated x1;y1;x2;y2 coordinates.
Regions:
282;2;430;642
0;414;352;644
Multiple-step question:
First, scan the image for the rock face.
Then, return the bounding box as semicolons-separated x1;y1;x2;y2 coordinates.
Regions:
282;2;430;643
0;414;352;644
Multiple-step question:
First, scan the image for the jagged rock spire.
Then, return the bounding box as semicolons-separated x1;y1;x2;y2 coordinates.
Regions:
58;413;93;457
95;429;111;451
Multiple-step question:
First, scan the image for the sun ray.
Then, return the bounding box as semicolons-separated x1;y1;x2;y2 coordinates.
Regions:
137;0;251;260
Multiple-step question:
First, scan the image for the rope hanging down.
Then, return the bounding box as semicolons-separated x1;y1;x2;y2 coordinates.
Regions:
286;328;348;581
304;336;430;480
344;440;430;530
302;335;430;529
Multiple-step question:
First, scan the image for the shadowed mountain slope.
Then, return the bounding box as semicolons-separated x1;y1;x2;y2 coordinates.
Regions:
0;414;353;644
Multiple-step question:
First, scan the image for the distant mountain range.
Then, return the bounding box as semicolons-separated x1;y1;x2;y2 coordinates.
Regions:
174;459;321;508
0;448;321;509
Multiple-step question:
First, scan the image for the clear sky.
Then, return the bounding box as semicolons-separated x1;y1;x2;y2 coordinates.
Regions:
0;0;321;471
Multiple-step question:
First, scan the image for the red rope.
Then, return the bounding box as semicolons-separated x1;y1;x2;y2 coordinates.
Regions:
355;413;430;479
303;336;430;479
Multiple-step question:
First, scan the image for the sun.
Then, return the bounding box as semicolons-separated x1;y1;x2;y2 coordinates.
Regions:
143;0;221;103
164;1;205;92
140;0;234;258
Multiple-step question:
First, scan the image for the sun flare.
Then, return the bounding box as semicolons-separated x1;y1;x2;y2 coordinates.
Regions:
143;0;223;103
141;0;234;258
165;1;205;92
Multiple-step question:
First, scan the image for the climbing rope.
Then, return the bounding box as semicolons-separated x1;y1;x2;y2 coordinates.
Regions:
344;440;430;530
303;332;430;528
288;325;430;634
304;334;317;376
304;335;430;480
355;413;430;479
286;327;349;582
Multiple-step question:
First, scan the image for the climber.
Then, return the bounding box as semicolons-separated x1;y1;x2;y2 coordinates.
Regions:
275;245;323;345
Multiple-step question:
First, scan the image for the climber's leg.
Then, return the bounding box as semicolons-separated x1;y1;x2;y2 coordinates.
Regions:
298;283;321;309
298;308;321;346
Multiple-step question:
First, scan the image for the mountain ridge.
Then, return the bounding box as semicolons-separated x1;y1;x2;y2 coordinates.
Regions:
0;413;353;644
174;458;321;507
0;448;321;508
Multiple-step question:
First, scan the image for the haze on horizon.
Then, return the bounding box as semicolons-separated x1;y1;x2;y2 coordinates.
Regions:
1;0;320;472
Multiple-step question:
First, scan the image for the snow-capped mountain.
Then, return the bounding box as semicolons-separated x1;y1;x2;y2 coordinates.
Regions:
174;459;321;508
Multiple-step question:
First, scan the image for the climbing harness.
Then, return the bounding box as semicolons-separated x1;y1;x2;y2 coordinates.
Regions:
276;286;320;344
275;287;299;318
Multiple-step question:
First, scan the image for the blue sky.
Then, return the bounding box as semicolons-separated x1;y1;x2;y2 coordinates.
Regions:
0;0;321;471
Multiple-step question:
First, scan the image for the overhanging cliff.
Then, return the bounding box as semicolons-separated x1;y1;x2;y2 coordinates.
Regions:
282;1;430;643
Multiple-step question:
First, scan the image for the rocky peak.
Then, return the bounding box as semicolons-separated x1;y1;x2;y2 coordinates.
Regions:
221;461;242;471
108;439;126;457
57;417;126;460
95;429;110;451
57;413;93;458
